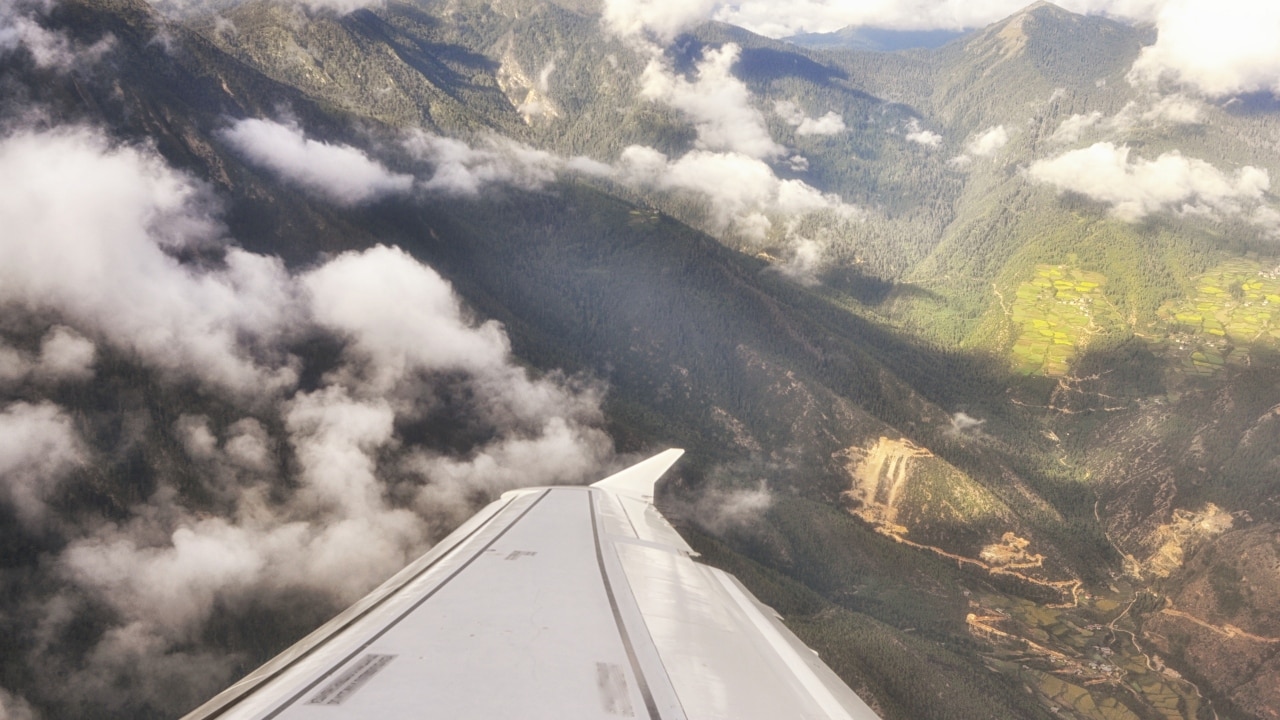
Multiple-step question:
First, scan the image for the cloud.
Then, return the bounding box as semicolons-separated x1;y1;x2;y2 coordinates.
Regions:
602;0;719;41
948;411;986;437
616;145;854;241
709;0;1169;38
302;245;513;394
967;125;1009;156
35;326;96;382
775;101;846;136
0;326;96;385
668;478;772;535
904;118;943;147
1027;142;1271;222
0;402;84;527
1050;111;1103;144
0;687;38;720
1;123;615;716
402;131;564;197
0;125;300;396
641;43;784;159
219;118;413;206
0;1;115;71
1130;1;1280;97
600;0;1280;111
949;125;1008;167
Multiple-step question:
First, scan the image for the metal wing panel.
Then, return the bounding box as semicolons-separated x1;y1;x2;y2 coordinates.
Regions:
181;489;528;719
182;451;883;720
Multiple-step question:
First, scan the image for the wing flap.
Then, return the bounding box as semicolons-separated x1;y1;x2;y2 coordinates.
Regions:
181;450;883;720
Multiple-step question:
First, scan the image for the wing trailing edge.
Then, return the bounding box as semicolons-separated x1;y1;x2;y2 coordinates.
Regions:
181;450;882;720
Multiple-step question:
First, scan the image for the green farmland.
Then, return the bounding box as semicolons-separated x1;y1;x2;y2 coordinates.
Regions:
1157;259;1280;377
1008;265;1122;376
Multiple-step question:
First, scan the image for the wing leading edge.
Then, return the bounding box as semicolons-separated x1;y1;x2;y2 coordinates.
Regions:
182;450;882;720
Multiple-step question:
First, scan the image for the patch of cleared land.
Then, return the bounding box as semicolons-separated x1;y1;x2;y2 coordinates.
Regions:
1157;259;1280;377
1009;265;1121;376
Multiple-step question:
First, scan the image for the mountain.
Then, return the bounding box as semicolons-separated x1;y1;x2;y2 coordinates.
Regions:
784;26;965;52
2;0;1279;718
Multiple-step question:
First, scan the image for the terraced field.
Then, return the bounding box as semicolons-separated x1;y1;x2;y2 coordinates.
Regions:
976;587;1207;720
1009;265;1122;376
1157;260;1280;377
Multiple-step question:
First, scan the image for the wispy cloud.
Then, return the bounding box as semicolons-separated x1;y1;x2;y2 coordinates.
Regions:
775;100;846;137
641;43;784;159
904;118;943;147
0;0;115;71
402;131;566;197
1027;142;1271;223
219;119;413;206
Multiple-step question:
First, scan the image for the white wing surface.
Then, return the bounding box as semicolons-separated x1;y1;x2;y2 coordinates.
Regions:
182;449;882;720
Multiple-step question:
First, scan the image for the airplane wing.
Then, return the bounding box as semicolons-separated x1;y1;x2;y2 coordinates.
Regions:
182;449;882;720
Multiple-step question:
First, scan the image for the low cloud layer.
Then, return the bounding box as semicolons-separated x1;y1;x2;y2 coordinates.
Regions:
220;119;413;206
0;124;613;716
616;145;854;243
642;43;783;159
775;101;846;137
402;131;574;197
1028;142;1271;222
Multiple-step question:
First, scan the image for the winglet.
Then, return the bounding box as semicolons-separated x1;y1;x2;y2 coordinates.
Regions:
591;448;684;503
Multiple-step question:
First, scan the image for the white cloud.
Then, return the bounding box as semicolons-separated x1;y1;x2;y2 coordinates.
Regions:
1050;111;1103;144
0;327;95;385
0;125;301;396
36;326;96;382
642;43;783;159
904;118;943;147
775;101;846;136
1130;0;1280;97
948;411;987;437
710;0;1167;38
967;125;1009;156
402;131;563;197
0;1;114;71
219;118;413;206
602;0;719;41
303;245;510;393
1140;93;1203;124
0;402;84;527
1;121;617;716
0;687;38;720
617;146;853;241
668;478;772;535
1028;142;1270;222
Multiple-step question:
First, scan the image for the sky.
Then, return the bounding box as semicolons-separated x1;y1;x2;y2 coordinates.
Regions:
603;0;1280;97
